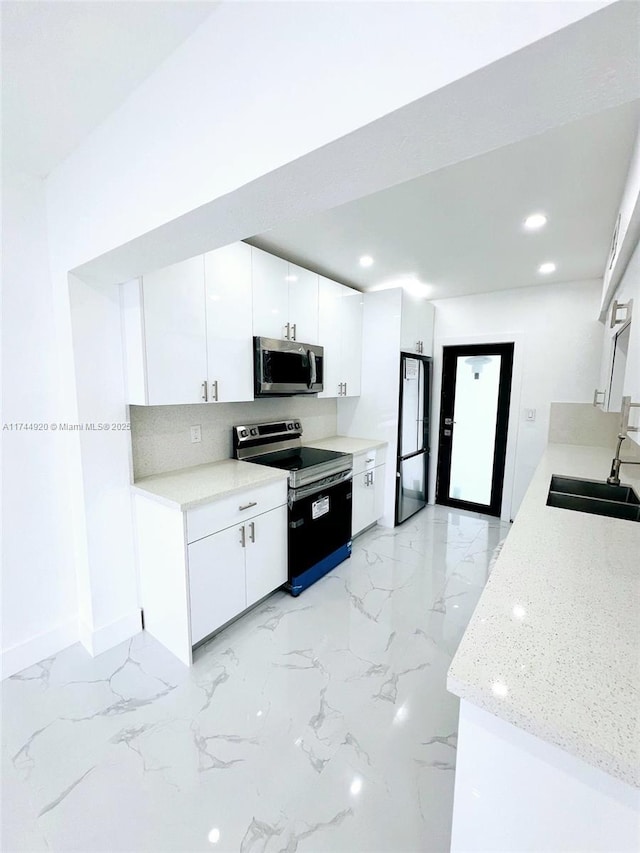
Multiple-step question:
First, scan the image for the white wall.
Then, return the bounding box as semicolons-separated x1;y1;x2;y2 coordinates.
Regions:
431;280;603;518
1;173;78;676
3;2;621;673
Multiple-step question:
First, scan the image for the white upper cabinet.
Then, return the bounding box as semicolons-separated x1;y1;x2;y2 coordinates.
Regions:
317;277;343;397
251;248;319;343
251;247;289;340
341;286;363;397
318;276;363;398
287;262;319;344
123;246;255;406
205;242;254;403
140;257;208;405
400;290;435;356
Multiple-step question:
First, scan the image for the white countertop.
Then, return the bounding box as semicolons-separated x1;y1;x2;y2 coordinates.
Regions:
305;435;388;454
132;459;288;510
447;443;640;789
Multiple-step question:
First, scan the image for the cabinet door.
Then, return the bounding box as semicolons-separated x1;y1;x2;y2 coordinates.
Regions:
317;276;344;398
245;506;287;607
287;263;319;344
341;286;363;397
372;465;385;524
352;470;375;537
205;243;254;403
251;247;289;340
188;524;246;645
142;257;207;404
400;291;435;356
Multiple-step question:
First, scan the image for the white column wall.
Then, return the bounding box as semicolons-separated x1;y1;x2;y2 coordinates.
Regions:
1;174;78;675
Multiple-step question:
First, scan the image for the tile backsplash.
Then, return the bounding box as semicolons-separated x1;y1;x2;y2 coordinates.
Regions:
548;402;626;448
130;397;337;479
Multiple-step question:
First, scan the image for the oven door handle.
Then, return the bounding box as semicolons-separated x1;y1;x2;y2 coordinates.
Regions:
307;350;317;389
288;469;352;504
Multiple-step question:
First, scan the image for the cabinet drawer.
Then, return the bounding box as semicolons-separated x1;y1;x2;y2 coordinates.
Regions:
186;479;287;543
352;446;386;475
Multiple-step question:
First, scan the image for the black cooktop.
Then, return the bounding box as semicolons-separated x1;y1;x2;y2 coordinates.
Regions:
249;446;345;471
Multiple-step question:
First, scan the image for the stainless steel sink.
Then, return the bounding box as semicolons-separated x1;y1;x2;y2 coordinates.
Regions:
547;475;640;522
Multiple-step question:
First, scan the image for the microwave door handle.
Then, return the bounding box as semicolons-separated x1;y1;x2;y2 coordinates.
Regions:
308;350;317;389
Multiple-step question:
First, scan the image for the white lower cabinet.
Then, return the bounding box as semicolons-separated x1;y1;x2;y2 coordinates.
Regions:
189;504;287;645
245;505;287;607
188;524;247;646
135;480;287;664
351;449;386;537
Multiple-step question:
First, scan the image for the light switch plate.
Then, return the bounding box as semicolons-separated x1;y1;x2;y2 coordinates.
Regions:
525;408;536;422
190;425;202;443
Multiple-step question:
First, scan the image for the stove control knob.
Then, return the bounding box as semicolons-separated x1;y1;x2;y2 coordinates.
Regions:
250;428;258;436
287;423;293;430
294;421;301;429
240;429;248;438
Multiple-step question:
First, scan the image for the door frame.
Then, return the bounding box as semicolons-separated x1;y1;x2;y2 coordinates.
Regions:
436;342;514;517
428;334;523;522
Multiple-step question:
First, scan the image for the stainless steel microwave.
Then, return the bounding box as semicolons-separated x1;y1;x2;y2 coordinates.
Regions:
254;336;324;396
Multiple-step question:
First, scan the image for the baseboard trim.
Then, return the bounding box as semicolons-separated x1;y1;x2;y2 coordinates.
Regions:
1;619;78;679
79;610;142;657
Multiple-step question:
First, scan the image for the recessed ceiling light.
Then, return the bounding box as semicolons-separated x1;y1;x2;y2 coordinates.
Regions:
359;255;374;268
538;262;556;275
524;213;547;230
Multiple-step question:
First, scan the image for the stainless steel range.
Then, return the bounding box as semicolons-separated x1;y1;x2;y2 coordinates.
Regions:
234;420;353;595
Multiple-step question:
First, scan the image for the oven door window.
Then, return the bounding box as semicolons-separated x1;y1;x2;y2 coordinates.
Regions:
264;349;310;385
288;479;352;578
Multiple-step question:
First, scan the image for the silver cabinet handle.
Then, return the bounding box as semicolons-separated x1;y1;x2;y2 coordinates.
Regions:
211;380;218;401
249;521;255;543
239;501;258;511
366;457;374;463
239;525;246;548
593;388;605;407
291;323;296;341
344;381;347;396
201;380;208;402
338;382;343;396
284;322;290;340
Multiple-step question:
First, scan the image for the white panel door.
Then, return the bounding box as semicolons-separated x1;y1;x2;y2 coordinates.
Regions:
341;285;363;397
205;242;254;403
352;469;375;537
317;276;343;398
142;257;207;404
188;524;246;645
400;291;435;356
245;506;287;607
372;466;385;524
251;247;289;340
400;290;422;354
287;263;319;344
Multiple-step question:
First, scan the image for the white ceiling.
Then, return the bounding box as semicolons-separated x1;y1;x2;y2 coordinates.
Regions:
250;101;640;300
1;1;218;177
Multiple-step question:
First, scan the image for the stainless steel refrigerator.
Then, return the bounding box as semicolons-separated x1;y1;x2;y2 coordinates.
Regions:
396;354;431;524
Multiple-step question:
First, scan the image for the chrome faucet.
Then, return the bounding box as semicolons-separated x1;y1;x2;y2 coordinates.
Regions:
607;433;640;486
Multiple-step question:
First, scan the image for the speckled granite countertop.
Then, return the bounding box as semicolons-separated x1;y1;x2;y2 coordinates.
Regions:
448;443;640;788
132;459;288;510
305;436;388;454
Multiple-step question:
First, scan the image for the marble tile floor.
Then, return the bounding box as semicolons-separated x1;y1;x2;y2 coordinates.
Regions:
2;505;510;853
